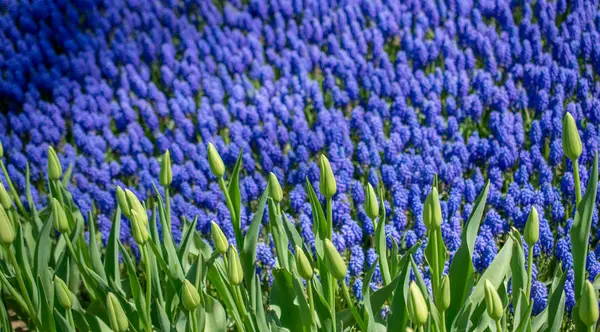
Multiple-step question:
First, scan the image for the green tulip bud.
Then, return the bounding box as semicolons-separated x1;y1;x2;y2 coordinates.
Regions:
54;276;73;309
129;210;149;245
227;246;243;285
116;186;130;217
405;329;415;332
207;143;225;178
52;198;70;234
364;183;379;220
524;206;539;247
160;150;172;187
484;280;503;321
107;293;129;332
125;189;147;227
211;221;229;254
319;155;336;198
295;245;313;280
436;275;451;312
0;206;15;246
579;280;599;326
47;146;63;181
0;182;11;210
408;282;428;326
181;280;201;311
268;172;283;203
423;186;442;229
0;140;3;158
324;239;347;280
562;112;582;160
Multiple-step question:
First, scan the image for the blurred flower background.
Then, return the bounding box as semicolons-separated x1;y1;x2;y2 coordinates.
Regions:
1;0;600;316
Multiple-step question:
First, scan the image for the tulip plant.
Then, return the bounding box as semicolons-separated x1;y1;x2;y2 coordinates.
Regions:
0;111;598;332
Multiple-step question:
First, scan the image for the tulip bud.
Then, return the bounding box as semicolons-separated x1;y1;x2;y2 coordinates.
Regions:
207;143;225;178
295;245;313;280
47;146;63;181
364;183;379;220
0;182;11;210
160;150;172;187
116;186;130;217
52;198;70;234
319;155;337;198
484;280;503;321
324;239;347;280
524;206;539;247
130;210;149;245
579;280;599;327
0;140;3;158
54;276;73;309
125;189;147;226
436;275;451;312
107;293;129;332
0;206;15;246
423;186;442;229
562;112;582;160
181;280;201;311
227;246;243;285
211;221;229;254
408;282;428;326
268;172;283;203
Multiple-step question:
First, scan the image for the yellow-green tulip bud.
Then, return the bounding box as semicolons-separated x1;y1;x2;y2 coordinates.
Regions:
116;186;130;217
268;172;283;203
181;280;201;311
436;275;451;312
562;112;582;160
579;280;599;326
0;182;11;210
125;189;147;226
524;206;539;247
484;280;503;321
207;143;225;178
408;282;428;326
129;210;149;245
227;246;243;286
54;276;73;309
0;206;15;246
405;329;415;332
47;146;63;181
295;245;313;280
319;155;337;198
364;183;379;220
160;150;172;187
107;293;129;332
211;221;229;254
52;198;70;234
423;186;442;229
324;239;347;280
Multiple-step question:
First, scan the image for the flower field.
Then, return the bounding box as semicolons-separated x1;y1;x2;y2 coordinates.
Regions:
1;0;600;330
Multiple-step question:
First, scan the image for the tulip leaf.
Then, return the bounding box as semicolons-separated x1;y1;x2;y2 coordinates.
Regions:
268;199;290;270
270;269;311;330
424;227;446;297
387;252;412;331
0;298;10;331
228;148;243;244
118;240;148;328
241;185;269;291
203;291;227;331
311;277;333;332
542;266;567;332
512;290;533;332
206;258;244;330
153;183;185;280
105;205;122;290
451;300;474;331
87;211;107;281
570;153;598;301
509;229;527;311
374;211;391;286
446;181;489;327
178;216;198;263
34;216;54;301
38;275;56;332
53;308;75;332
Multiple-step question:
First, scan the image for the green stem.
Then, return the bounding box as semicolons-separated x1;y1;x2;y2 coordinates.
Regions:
526;246;533;300
573;159;581;206
417;325;424;332
495;319;502;332
190;310;199;332
441;311;446;332
0;161;28;217
341;282;367;331
0;271;29;313
307;279;316;326
233;285;247;320
326;196;335;331
165;187;171;230
431;229;439;294
144;245;152;332
326;197;333;239
66;309;75;329
6;247;39;327
218;177;241;247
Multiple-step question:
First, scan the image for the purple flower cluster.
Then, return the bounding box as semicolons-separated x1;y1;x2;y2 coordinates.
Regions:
2;0;600;313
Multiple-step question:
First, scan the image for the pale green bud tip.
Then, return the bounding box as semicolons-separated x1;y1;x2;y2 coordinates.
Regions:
524;206;539;246
365;183;379;220
268;172;283;202
324;239;347;280
423;186;442;229
408;282;428;325
0;182;11;210
295;245;313;280
125;189;148;226
484;280;503;321
160;150;172;187
0;206;15;246
116;186;130;217
562;112;582;160
182;280;201;311
207;143;225;178
47;146;63;181
436;275;451;312
580;280;599;326
52;198;70;234
319;155;337;198
54;276;73;309
211;221;229;254
107;293;129;332
227;246;244;285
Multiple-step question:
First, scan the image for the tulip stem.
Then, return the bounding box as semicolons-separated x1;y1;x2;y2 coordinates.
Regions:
417;325;424;332
6;247;40;327
326;197;333;238
526;245;533;300
233;285;247;320
0;161;28;218
573;159;581;206
0;271;29;315
341;282;367;331
219;177;241;247
66;309;75;329
307;279;316;326
189;310;199;332
495;319;502;332
441;311;446;332
143;245;152;332
165;187;171;229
